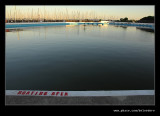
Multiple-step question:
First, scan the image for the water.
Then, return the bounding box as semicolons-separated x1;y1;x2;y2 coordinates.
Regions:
5;25;155;91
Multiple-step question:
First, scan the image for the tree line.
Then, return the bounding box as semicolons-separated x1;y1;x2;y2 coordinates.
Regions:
117;16;154;23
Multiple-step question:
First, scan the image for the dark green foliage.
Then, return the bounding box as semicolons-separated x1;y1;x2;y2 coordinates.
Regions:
120;17;128;22
138;16;154;23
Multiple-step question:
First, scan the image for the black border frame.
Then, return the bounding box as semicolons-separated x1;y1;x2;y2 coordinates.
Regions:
0;0;159;112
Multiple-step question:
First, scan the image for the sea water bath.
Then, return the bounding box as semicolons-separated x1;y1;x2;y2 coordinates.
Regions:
5;24;154;94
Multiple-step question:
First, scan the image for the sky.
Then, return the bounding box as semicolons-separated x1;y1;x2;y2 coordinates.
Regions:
5;5;154;20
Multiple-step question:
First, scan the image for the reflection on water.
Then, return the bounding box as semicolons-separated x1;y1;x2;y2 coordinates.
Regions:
6;25;154;91
5;25;110;40
114;25;128;29
136;27;154;33
45;27;47;40
120;26;127;29
17;30;20;40
6;29;22;40
5;28;23;32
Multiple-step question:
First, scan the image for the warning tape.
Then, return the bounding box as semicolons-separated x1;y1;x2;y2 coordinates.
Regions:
5;90;154;96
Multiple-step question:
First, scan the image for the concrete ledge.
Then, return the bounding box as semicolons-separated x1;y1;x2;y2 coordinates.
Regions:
5;95;155;105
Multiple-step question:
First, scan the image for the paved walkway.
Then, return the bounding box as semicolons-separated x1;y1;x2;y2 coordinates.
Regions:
5;95;154;105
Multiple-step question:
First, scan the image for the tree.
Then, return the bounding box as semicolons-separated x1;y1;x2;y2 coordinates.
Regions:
138;16;154;23
120;17;128;22
123;17;128;22
120;18;123;21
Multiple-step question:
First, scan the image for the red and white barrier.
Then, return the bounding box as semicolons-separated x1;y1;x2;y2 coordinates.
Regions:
5;90;154;96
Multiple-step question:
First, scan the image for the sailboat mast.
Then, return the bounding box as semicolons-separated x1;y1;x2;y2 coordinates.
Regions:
44;6;45;22
38;8;39;22
10;10;11;22
32;8;33;22
14;6;16;23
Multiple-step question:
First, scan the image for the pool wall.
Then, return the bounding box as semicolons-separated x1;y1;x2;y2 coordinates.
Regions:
6;90;154;96
5;22;105;28
109;22;155;29
5;22;155;29
5;90;155;105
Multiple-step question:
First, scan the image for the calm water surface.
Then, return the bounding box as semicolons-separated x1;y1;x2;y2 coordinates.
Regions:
6;25;155;90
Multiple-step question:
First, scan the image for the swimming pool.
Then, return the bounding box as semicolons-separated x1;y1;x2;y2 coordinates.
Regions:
5;24;154;91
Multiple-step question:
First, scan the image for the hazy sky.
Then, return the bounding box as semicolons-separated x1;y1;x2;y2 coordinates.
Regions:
6;5;154;20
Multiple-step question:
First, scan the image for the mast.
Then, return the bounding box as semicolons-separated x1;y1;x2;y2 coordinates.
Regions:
66;8;68;21
10;9;11;23
27;8;29;22
14;6;16;23
38;8;39;22
6;11;9;23
55;8;57;21
31;8;33;22
44;6;45;21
